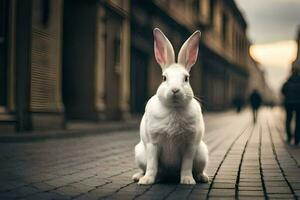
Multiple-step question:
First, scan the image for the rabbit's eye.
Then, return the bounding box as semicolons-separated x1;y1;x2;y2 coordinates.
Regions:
162;75;167;82
184;75;189;82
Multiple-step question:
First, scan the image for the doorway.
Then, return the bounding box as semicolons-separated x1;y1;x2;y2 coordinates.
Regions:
103;10;122;119
0;0;8;109
130;47;149;113
62;0;97;120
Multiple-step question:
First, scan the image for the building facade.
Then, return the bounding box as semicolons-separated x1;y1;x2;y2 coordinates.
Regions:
0;0;269;132
198;0;250;110
62;0;130;121
0;0;130;131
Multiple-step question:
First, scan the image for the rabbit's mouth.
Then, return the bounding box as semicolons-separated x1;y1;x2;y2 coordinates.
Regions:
170;94;184;103
171;93;181;99
172;97;180;102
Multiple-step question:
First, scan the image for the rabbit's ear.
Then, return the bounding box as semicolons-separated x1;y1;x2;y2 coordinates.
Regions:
178;31;201;72
153;28;175;70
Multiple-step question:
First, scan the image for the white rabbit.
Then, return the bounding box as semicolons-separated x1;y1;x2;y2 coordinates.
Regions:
132;28;209;185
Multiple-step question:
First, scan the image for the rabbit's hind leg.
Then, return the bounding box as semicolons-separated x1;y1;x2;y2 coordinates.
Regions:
193;141;209;183
132;142;146;182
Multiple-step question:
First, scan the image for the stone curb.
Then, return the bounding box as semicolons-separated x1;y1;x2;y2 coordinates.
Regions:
0;121;139;143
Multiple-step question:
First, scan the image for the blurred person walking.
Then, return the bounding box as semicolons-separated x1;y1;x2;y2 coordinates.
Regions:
232;96;244;113
249;90;262;123
281;66;300;145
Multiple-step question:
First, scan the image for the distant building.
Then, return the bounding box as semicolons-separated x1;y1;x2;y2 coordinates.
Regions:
199;0;249;110
247;56;273;104
0;0;269;132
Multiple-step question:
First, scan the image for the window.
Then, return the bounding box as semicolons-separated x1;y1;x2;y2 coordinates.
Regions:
194;0;200;18
209;0;215;25
113;36;121;73
40;0;51;27
222;12;228;44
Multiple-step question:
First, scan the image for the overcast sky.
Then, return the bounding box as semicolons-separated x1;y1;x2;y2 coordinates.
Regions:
236;0;300;43
235;0;300;94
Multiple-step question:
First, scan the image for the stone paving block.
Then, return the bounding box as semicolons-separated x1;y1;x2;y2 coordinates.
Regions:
209;189;235;197
216;171;238;175
69;182;96;192
263;173;283;178
116;184;142;192
286;177;300;183
264;181;289;187
239;181;262;187
148;184;176;192
264;176;285;181
239;178;261;182
215;175;237;180
266;186;292;194
54;185;86;197
193;183;210;189
239;197;265;200
213;179;236;184
72;193;99;200
216;168;239;173
106;193;137;200
137;193;177;200
20;192;71;200
27;173;59;182
267;193;295;199
45;176;77;188
238;190;265;197
212;182;236;189
165;188;192;200
189;188;209;196
0;185;40;199
239;174;261;179
206;197;235;200
31;182;56;192
188;194;209;200
85;187;117;199
80;177;111;187
239;186;263;191
136;184;177;199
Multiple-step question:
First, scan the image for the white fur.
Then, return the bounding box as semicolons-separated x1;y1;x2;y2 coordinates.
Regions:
132;28;209;185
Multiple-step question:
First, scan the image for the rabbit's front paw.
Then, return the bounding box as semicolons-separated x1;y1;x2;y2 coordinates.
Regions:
132;172;144;182
138;175;155;185
180;176;196;185
196;173;209;183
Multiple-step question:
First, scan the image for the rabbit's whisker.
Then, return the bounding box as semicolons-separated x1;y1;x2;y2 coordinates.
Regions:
185;95;203;103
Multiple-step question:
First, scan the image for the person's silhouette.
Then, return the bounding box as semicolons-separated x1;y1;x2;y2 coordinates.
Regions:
281;67;300;145
232;96;244;113
249;90;262;123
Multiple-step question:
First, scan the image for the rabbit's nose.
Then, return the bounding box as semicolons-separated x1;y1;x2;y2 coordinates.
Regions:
172;88;180;94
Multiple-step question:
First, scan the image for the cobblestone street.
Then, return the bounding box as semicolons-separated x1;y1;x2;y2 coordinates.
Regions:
0;108;300;200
